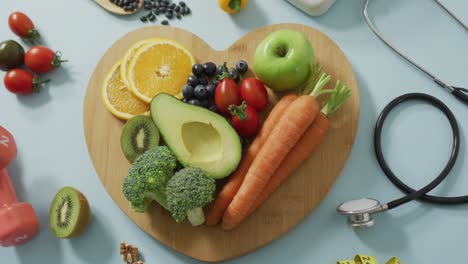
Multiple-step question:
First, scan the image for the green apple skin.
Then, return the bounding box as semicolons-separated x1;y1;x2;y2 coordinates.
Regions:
253;30;314;92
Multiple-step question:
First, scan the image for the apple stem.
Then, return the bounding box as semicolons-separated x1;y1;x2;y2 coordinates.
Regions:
321;80;352;117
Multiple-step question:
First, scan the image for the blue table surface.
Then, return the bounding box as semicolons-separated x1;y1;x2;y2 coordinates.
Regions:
1;0;467;263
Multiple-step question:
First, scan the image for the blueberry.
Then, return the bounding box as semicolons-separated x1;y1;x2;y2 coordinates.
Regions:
199;75;209;86
182;84;194;99
236;60;249;74
187;75;199;86
206;83;217;97
192;64;203;76
203;62;217;77
188;99;202;107
217;64;226;75
194;85;208;100
208;101;218;112
199;99;209;108
228;68;240;82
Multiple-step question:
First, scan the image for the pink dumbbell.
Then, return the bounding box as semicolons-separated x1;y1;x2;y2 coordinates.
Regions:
0;126;39;247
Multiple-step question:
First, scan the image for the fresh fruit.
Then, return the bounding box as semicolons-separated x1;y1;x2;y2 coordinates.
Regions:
8;12;40;42
49;187;91;238
240;77;269;111
228;68;240;83
182;84;194;99
228;101;260;137
194;85;208;100
206;83;217;97
151;94;242;179
216;64;225;75
101;61;150;120
25;46;67;74
188;98;202;106
215;78;241;115
192;63;203;76
235;60;248;74
202;62;217;77
187;75;199;87
198;75;209;85
127;39;195;103
120;38;159;88
4;69;48;94
120;115;160;162
218;0;249;13
0;40;24;71
253;29;314;91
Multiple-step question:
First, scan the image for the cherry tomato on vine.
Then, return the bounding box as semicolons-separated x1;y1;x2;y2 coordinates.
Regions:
4;69;49;94
25;46;67;74
240;77;269;111
215;63;242;115
8;12;40;42
228;101;260;137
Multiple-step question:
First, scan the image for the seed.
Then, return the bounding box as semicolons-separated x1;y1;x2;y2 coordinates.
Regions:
179;1;186;7
169;3;176;9
166;13;174;19
162;20;169;25
148;15;156;21
176;14;181;19
174;5;181;12
140;16;148;22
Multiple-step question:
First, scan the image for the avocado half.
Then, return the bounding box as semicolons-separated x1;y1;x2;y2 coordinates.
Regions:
151;94;242;179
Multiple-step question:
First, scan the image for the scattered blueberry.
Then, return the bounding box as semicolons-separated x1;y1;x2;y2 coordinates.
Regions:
182;84;194;99
203;62;217;77
236;60;249;74
187;75;199;87
206;83;217;97
194;85;208;100
188;99;202;107
161;20;169;25
192;64;203;76
199;75;209;86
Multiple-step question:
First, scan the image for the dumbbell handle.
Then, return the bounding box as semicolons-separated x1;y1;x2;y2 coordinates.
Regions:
0;168;18;206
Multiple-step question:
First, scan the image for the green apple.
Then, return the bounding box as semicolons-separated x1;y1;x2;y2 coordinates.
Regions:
253;29;314;92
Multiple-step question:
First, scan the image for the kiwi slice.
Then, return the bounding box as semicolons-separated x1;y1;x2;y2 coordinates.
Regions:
49;187;91;239
121;115;160;162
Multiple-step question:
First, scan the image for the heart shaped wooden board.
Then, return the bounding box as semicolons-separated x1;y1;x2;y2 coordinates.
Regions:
83;23;359;262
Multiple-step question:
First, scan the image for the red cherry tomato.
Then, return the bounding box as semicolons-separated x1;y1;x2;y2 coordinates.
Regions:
8;12;40;42
229;102;260;137
4;69;48;94
25;46;66;74
215;78;242;115
240;78;269;112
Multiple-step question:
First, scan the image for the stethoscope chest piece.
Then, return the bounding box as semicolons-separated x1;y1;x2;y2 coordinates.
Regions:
337;198;387;228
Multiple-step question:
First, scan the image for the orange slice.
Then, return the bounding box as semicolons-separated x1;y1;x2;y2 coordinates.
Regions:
102;61;150;120
127;39;195;103
120;38;160;88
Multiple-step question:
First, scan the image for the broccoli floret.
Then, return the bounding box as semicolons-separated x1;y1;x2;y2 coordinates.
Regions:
166;167;216;226
122;146;178;212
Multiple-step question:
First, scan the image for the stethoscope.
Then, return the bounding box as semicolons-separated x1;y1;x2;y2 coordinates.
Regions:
337;0;467;228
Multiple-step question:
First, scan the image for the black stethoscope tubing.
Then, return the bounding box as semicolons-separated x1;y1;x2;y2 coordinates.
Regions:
374;93;466;210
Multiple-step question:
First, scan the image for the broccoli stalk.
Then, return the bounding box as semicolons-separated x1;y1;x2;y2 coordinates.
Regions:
166;167;216;226
122;146;178;213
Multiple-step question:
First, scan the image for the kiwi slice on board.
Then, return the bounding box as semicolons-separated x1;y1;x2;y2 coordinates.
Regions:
121;115;160;162
49;187;91;239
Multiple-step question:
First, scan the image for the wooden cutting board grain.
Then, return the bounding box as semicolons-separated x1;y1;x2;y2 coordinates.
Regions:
83;24;360;262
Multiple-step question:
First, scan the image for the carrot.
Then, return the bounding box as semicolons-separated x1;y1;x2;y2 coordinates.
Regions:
244;81;352;218
206;94;299;225
222;73;332;230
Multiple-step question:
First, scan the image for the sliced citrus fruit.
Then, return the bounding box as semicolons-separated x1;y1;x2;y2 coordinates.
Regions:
102;61;150;120
127;39;195;103
120;38;160;88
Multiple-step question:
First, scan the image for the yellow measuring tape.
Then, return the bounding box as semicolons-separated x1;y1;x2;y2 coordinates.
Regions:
337;255;401;264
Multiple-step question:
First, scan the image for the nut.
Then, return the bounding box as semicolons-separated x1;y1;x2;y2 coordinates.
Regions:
120;242;139;263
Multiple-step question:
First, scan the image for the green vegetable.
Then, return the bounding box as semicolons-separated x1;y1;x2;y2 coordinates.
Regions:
122;146;178;212
321;80;352;117
166;167;216;226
